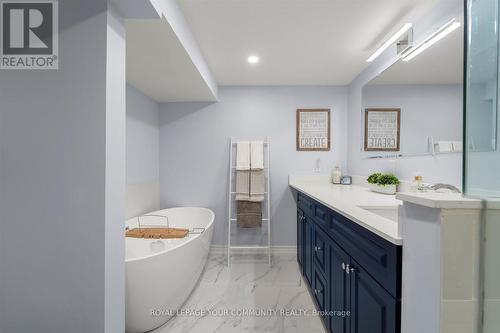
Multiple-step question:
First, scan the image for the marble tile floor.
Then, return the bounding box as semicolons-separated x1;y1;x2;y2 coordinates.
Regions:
152;252;327;333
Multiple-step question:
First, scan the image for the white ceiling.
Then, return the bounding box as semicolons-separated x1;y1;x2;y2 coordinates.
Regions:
126;19;217;103
178;0;440;86
370;21;464;85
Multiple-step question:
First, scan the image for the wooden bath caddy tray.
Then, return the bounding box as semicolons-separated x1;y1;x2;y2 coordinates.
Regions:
125;227;189;239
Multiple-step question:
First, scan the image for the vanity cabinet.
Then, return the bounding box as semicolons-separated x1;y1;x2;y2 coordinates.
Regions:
296;192;402;333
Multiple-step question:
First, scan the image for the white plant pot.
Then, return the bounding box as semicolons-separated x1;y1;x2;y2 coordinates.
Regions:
369;183;397;195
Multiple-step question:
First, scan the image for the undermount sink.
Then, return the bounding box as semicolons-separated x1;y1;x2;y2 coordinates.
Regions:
359;206;399;223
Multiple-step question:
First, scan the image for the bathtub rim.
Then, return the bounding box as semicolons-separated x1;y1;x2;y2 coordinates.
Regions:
125;206;215;263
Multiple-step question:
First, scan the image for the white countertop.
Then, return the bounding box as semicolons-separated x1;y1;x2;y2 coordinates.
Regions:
289;175;403;245
395;192;482;209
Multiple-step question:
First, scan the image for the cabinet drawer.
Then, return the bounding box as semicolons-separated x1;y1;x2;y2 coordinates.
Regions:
328;210;402;299
297;192;314;215
312;201;329;231
313;227;327;277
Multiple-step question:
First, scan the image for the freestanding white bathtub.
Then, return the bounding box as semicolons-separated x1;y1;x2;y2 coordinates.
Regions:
125;207;215;333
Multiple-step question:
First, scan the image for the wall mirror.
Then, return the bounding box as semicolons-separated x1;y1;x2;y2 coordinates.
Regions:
361;18;473;156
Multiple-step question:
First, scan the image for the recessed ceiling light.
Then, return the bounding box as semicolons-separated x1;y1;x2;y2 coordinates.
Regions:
247;55;260;64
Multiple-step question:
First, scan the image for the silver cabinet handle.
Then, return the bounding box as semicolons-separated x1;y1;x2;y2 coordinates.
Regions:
342;262;346;271
314;289;322;295
314;246;322;252
345;264;357;274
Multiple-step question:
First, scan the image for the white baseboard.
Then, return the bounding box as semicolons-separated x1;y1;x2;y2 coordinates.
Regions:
210;245;296;256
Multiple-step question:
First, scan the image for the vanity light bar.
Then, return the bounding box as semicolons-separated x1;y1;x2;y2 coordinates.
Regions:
402;18;461;62
366;23;413;62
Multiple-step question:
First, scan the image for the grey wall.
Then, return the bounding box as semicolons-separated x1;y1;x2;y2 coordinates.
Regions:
126;84;160;218
159;86;348;246
0;1;125;332
127;84;160;185
363;84;463;154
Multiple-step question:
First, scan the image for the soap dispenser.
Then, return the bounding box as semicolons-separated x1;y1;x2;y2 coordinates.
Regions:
331;166;342;184
410;175;423;192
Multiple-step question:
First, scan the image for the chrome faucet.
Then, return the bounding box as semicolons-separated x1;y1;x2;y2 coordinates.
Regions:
428;183;461;193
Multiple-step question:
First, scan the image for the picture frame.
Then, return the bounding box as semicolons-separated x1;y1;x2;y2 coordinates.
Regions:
296;109;331;151
364;108;401;151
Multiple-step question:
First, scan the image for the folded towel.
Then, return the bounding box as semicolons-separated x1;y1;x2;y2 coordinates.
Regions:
235;170;250;201
237;200;262;213
250;141;264;170
236;141;250;170
249;170;265;202
236;141;265;202
237;201;262;228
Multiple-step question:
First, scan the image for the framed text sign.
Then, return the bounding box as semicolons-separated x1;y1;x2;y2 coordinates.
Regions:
364;108;400;151
296;109;331;151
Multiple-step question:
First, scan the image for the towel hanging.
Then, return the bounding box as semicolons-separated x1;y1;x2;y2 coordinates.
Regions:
250;141;264;170
235;170;250;201
249;170;265;202
236;201;262;228
236;141;251;170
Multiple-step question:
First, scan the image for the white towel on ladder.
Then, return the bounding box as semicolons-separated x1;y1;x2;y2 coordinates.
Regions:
235;140;265;201
250;141;264;170
236;141;250;170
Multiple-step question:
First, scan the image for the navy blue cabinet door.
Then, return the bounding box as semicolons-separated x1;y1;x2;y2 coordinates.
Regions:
304;216;313;285
313;226;328;277
297;209;304;269
313;226;330;330
350;260;398;333
329;240;351;333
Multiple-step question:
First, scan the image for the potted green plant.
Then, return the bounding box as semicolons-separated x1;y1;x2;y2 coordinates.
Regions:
367;173;400;194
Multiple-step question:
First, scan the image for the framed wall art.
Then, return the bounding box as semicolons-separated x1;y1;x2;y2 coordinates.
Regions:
364;108;401;151
296;109;331;151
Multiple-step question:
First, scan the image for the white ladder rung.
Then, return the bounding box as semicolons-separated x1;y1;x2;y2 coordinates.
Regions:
230;192;269;194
